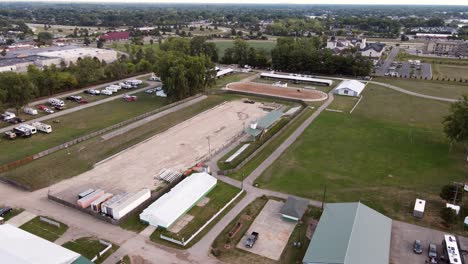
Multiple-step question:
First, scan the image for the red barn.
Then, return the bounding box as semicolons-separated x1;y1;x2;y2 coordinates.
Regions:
99;31;131;41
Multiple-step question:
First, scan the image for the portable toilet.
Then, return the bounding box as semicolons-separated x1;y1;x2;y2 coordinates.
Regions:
413;198;425;218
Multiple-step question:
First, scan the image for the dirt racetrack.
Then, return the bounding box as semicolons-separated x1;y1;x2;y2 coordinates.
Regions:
50;100;268;202
226;82;327;102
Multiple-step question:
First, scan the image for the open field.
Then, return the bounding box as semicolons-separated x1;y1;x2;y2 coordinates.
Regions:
26;23;116;35
20;216;68;242
226;82;327;102
395;50;468;65
373;77;468;101
327;95;359;112
49;100;268;202
63;237;118;264
256;84;468;232
212;72;256;90
432;64;468;80
0;92;168;166
211;40;276;57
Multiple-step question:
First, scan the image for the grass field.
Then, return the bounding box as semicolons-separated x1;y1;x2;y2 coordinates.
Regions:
432;64;468;80
373;77;468;100
0;92;168;166
327;95;359;112
151;181;241;247
0;207;24;221
212;40;276;58
20;216;68;242
63;237;118;264
395;50;468;66
256;84;468;232
212;73;255;90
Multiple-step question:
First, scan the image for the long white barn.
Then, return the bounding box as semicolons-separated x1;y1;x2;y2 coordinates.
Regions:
140;172;217;229
260;72;333;86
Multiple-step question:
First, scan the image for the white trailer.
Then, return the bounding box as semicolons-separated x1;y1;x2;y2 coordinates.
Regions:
78;188;95;199
48;98;65;107
413;198;425;218
91;193;113;212
101;193;128;216
2;111;15;121
108;84;121;91
23;107;38;115
110;189;150;220
101;90;113;95
105;86;118;93
31;122;52;133
18;124;37;135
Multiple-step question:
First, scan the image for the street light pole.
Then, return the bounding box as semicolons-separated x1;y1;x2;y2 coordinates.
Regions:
207;136;211;159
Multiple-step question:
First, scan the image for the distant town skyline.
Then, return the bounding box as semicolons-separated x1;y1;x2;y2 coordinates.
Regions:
3;0;468;6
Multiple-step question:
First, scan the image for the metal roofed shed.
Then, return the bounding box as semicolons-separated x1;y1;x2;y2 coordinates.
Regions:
280;196;309;221
413;198;426;218
108;189;151;220
0;223;92;264
140;172;217;229
303;202;392;264
260;72;333;86
245;109;283;137
333;80;366;97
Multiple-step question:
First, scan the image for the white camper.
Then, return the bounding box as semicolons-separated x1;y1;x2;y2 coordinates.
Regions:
18;124;37;135
48;98;65;107
31;122;52;133
23;107;38;115
2;111;16;121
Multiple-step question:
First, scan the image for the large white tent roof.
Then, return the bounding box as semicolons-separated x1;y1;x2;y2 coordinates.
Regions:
0;224;81;264
260;72;333;86
334;80;366;95
140;172;217;229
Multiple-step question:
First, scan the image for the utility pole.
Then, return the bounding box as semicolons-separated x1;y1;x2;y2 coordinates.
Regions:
453;184;459;205
321;185;327;211
206;136;211;159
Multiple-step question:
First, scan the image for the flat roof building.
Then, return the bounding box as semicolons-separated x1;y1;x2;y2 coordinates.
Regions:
303;202;392;264
38;48;118;65
260;72;333;86
333;80;366;97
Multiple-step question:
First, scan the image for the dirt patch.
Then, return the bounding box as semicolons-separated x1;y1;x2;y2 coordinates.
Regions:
168;214;194;234
226;82;327;102
196;197;210;207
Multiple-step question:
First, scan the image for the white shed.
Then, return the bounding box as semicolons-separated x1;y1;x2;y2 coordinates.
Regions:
446;203;460;215
333;80;366;97
413;198;426;218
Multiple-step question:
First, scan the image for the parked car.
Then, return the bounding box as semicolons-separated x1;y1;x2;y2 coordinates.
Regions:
145;88;155;94
7;117;25;124
78;99;89;104
4;131;17;140
44;108;55;114
66;95;82;102
38;105;47;111
123;95;138;102
54;105;66;111
0;207;12;217
245;232;259;248
101;90;113;96
428;243;437;259
413;240;423;254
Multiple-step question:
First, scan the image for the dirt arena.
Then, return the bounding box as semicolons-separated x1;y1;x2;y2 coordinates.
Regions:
50;100;268;202
226;82;328;102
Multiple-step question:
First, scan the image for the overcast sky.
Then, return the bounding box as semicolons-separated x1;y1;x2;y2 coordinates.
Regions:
3;0;468;6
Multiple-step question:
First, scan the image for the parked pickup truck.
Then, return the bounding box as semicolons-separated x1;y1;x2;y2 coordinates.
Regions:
245;232;259;248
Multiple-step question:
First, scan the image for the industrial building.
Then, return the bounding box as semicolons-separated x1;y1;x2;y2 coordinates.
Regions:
0;223;92;264
140;172;217;229
423;40;468;57
260;72;333;86
303;202;392;264
333;80;366;97
37;48;118;65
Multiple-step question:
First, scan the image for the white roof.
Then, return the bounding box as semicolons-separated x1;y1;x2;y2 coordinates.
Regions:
414;198;426;212
0;224;81;264
334;80;366;94
446;203;460;214
140;172;217;228
260;72;333;85
216;68;234;77
444;234;461;264
38;48;115;58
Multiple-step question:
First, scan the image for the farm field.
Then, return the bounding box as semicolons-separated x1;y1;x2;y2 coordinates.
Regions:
211;40;276;57
256;84;468;231
0;92;168;166
432;64;468;80
373;77;468;100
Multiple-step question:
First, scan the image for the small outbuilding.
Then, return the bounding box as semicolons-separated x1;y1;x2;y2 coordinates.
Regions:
333;80;366;97
413;198;426;218
280;196;309;221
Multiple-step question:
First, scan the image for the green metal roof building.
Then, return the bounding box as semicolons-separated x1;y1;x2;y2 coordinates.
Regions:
245;109;283;137
303;202;392;264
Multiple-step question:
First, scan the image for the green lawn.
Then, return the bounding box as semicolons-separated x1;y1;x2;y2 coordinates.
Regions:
119;210;148;233
0;207;24;221
212;72;255;90
0;95;226;190
256;85;468;231
0;92;168;166
63;237;118;264
327;95;359;112
212;40;276;58
432;64;468;80
20;216;68;242
395;50;468;66
373;78;468;100
151;181;241;247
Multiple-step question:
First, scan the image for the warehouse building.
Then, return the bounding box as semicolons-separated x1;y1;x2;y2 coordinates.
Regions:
140;172;217;229
333;80;366;97
38;48;118;65
303;202;392;264
0;223;92;264
260;72;333;86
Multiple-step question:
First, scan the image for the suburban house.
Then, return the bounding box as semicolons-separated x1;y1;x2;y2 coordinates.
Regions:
99;31;131;42
280;196;309;221
333;80;366;97
326;37;366;54
360;42;386;58
302;202;392;264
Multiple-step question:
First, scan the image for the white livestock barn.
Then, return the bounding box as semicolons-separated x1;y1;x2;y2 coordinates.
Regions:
333;80;366;97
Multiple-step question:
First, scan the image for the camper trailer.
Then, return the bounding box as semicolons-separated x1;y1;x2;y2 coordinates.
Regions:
23;107;38;115
31;122;52;133
18;124;37;135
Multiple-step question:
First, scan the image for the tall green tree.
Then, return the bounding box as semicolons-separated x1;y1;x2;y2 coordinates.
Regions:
0;72;36;114
444;95;468;159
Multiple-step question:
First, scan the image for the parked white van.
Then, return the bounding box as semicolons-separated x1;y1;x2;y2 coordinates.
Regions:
18;124;37;134
31;122;52;133
101;90;113;95
108;84;121;91
48;98;65;107
2;111;16;121
106;86;118;93
23;107;38;115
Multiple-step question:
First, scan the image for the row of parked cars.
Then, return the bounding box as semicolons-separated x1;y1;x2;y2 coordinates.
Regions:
413;240;438;264
85;79;144;96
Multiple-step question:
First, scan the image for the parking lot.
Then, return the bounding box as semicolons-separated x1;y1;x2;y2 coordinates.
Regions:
390;220;468;264
236;199;296;261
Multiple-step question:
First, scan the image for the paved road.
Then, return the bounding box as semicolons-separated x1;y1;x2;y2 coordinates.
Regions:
376;47;399;76
0;80;160;134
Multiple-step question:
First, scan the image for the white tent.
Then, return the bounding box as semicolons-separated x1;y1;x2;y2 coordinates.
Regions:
0;224;82;264
334;80;366;97
140;172;217;229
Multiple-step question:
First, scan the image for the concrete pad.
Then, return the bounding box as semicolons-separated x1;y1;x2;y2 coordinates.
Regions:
168;214;194;234
140;225;157;238
196;197;210;207
6;211;37;227
236;200;296;260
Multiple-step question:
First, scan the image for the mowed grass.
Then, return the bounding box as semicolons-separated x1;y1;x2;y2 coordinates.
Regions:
432;64;468;80
327;95;359;112
212;40;276;58
373;77;468;100
20;216;68;242
0;92;169;165
63;237;118;264
151;181;241;247
257;84;468;226
0;95;227;190
0;207;24;221
212;72;255;90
